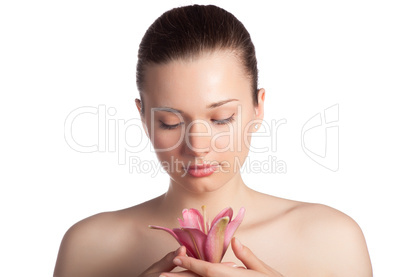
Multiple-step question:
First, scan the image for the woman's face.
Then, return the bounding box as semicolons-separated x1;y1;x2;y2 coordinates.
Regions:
137;51;265;193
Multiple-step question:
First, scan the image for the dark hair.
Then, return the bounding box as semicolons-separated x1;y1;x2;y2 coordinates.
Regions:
136;5;258;111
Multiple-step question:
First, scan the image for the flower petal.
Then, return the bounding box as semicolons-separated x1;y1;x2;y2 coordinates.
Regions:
178;208;205;232
210;207;233;229
204;216;229;263
149;225;194;255
149;225;180;241
173;228;207;259
223;207;246;252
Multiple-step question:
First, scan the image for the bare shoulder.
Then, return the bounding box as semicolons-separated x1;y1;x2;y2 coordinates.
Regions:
54;196;162;277
248;192;372;276
288;201;373;277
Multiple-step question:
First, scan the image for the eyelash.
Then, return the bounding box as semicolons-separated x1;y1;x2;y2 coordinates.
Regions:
159;114;235;130
211;114;235;125
159;121;183;130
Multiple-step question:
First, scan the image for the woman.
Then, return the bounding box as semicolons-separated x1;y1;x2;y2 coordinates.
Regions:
54;5;372;277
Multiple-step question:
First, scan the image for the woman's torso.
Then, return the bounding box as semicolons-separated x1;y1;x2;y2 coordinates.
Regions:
54;192;368;277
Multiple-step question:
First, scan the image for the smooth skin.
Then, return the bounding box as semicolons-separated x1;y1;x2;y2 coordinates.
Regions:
54;51;372;277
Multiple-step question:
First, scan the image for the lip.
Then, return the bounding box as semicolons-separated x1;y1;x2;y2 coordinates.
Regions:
185;164;218;177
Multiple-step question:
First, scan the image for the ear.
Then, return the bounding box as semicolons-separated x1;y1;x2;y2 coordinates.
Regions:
253;88;265;131
135;98;149;138
135;98;142;115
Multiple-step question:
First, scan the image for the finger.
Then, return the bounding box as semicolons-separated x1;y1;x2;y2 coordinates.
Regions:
221;262;237;267
221;262;246;269
171;256;238;276
142;246;186;274
231;237;269;271
160;270;200;277
232;238;283;275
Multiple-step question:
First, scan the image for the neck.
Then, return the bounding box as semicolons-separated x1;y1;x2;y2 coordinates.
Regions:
159;173;251;219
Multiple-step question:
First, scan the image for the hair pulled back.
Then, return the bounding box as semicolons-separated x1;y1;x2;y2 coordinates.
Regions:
136;5;258;106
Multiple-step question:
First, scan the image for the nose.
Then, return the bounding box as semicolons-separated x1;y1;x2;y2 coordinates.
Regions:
184;120;212;157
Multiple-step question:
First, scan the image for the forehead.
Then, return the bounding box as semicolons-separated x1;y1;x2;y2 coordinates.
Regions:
141;51;253;111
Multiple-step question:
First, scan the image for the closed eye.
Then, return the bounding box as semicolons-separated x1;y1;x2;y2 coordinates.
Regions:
159;121;184;130
211;114;235;125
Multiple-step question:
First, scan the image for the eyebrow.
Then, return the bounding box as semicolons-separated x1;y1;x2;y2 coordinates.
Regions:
207;99;239;109
152;107;184;114
153;99;239;114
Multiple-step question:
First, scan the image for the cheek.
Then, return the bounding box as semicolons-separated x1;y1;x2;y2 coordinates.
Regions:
211;120;255;155
241;111;257;149
244;124;254;148
211;129;233;152
152;133;185;175
150;128;184;151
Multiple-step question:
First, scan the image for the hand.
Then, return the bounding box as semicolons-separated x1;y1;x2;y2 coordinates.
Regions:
138;246;187;277
159;237;284;277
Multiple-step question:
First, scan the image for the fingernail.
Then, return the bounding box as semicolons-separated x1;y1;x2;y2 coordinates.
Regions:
173;257;182;266
234;237;243;250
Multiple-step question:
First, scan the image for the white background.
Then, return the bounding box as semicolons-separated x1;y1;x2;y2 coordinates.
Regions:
0;0;401;276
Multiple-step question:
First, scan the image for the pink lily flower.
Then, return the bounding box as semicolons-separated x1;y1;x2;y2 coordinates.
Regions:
149;206;245;263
